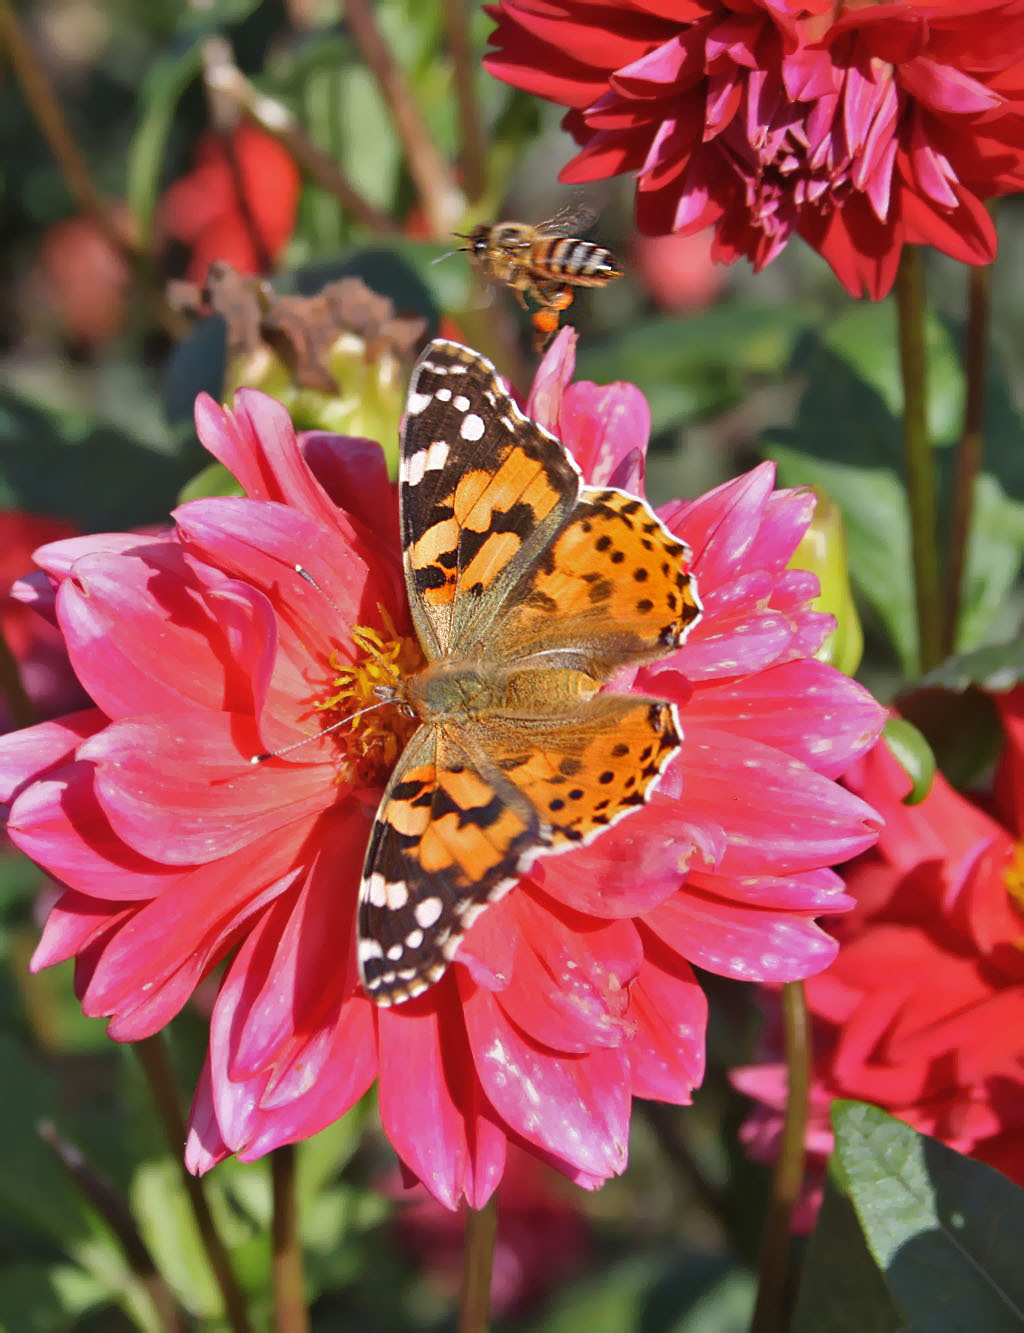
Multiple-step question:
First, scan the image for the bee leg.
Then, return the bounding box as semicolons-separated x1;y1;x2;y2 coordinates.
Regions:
529;282;576;353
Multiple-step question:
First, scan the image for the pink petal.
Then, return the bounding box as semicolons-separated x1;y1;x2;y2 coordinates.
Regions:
32;532;167;582
377;984;470;1211
31;889;133;971
644;885;839;982
185;1056;230;1174
900;56;1003;116
81;830;310;1037
10;761;184;899
300;433;400;551
0;710;103;805
195;390;354;540
675;726;882;875
527;327;577;432
683;659;885;778
80;711;336;864
229;809;363;1078
462;981;631;1181
172;497;377;664
627;934;706;1102
490;891;642;1053
559;381;651;489
688;865;853;911
55;544;258;720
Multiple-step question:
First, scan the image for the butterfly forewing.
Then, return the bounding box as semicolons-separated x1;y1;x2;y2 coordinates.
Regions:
399;341;581;656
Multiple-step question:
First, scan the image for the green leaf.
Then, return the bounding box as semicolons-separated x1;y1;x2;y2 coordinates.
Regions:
882;718;936;806
521;1251;754;1333
920;636;1024;693
0;1262;111;1331
792;1165;905;1333
576;304;810;435
126;36;204;244
834;1101;1024;1330
178;461;245;503
957;475;1024;652
0;392;196;531
815;303;964;447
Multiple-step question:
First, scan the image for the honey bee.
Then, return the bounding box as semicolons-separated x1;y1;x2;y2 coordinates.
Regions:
457;205;623;351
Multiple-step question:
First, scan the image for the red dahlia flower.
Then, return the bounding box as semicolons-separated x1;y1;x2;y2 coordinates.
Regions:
0;332;883;1209
485;2;1024;298
160;124;299;281
0;511;88;733
737;694;1024;1208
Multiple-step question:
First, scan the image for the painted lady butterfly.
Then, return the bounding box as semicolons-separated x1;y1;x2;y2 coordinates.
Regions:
358;340;702;1004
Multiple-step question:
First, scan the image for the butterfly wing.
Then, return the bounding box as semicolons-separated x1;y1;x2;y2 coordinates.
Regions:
471;485;702;677
399;340;581;658
357;723;541;1004
356;693;681;1004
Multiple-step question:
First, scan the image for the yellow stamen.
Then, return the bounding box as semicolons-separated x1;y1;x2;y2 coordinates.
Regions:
318;606;422;782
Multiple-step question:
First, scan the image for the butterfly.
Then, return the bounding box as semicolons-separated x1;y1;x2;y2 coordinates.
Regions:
357;339;702;1005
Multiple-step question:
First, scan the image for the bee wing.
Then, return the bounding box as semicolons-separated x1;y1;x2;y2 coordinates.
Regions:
537;201;599;238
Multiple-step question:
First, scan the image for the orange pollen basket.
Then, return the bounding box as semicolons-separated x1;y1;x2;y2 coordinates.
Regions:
318;607;423;784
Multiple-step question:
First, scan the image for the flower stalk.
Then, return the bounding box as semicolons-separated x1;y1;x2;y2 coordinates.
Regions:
343;0;462;238
895;247;944;673
457;1195;498;1333
38;1120;184;1333
441;0;486;202
750;981;810;1333
272;1145;310;1333
133;1037;252;1333
945;229;995;656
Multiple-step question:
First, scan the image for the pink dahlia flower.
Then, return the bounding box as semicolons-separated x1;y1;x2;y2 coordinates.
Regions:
485;1;1024;298
0;331;883;1209
736;693;1024;1215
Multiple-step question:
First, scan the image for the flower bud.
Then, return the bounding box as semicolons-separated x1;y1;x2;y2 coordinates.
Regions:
791;488;863;676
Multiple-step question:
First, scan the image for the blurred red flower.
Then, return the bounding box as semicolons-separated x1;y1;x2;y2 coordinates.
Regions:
485;1;1024;298
736;696;1024;1213
160;123;300;280
33;212;133;347
0;512;88;734
0;333;883;1209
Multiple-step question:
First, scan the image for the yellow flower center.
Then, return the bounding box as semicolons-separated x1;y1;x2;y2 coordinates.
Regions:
317;607;422;784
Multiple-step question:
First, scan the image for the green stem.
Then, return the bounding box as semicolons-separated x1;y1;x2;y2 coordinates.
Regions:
441;0;486;202
750;982;811;1333
895;246;943;673
38;1121;184;1333
944;236;995;656
272;1145;310;1333
457;1195;498;1333
133;1037;252;1333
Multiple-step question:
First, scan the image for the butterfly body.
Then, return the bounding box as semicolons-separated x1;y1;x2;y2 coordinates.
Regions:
357;340;701;1005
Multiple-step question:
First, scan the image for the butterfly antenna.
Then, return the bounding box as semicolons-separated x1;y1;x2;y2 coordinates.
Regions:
250;697;394;764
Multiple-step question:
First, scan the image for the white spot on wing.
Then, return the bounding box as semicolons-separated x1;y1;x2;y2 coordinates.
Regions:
407;391;432;415
460;413;485;442
415;896;444;928
452;394;470;412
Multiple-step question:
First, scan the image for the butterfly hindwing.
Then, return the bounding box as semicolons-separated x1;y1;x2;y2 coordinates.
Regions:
486;486;701;672
357;725;541;1005
399;340;581;656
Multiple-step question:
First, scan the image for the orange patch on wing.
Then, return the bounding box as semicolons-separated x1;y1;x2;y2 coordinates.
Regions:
461;531;522;591
440;766;496;810
453;470;495;524
409;517;459;570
